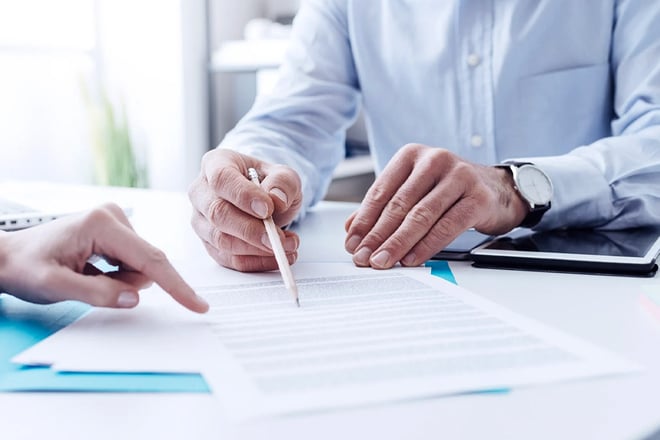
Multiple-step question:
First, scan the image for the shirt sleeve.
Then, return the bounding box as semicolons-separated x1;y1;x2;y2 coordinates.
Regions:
219;0;360;216
521;0;660;230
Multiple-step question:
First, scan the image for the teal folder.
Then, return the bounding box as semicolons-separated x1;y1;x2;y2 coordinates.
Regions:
0;296;209;393
425;260;458;284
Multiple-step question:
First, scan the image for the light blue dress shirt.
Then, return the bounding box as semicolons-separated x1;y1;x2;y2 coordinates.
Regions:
221;0;660;230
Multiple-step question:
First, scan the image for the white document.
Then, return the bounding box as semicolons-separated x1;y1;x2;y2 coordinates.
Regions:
12;287;215;373
14;262;640;420
194;263;640;419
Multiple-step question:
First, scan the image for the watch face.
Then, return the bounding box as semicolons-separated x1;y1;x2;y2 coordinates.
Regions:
517;165;553;205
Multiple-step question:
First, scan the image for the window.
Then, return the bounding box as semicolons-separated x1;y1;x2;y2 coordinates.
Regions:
0;0;97;183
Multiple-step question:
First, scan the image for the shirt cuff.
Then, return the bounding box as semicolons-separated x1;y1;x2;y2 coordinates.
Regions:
510;154;613;230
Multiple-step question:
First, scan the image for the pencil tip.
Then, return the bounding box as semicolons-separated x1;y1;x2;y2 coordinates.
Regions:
296;297;301;308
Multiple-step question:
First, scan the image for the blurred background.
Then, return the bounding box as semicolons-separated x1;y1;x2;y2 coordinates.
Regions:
0;0;373;200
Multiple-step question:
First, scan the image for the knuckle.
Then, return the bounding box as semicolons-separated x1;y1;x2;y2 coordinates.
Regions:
206;165;233;192
287;251;298;265
433;147;452;158
347;216;371;235
210;227;226;249
230;255;275;273
228;257;247;272
207;198;232;224
428;151;448;170
451;161;478;183
430;219;456;242
80;207;113;229
385;195;411;219
363;229;391;247
207;200;265;245
237;219;265;245
216;232;250;256
423;150;455;180
97;202;122;216
400;143;423;156
384;233;408;252
139;247;169;272
408;204;438;228
150;248;169;264
431;147;454;163
426;155;443;171
366;185;390;206
272;164;301;187
200;149;221;169
200;149;213;165
104;203;125;219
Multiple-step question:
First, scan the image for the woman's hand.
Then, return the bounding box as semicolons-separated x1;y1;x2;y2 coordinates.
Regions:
0;204;209;313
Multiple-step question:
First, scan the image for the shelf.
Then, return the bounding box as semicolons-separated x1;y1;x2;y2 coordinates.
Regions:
209;39;289;73
332;155;374;179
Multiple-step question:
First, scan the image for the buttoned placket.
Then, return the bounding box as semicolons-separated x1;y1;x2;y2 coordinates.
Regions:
456;1;496;165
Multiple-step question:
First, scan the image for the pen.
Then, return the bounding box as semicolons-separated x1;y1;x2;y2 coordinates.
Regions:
247;167;300;307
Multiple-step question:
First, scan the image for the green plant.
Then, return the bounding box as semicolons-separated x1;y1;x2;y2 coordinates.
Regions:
82;82;148;188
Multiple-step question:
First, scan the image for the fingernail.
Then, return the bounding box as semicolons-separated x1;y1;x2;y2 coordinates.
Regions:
270;187;288;205
353;247;372;266
284;236;298;252
251;200;268;218
370;250;392;268
346;234;362;252
117;291;139;308
261;233;272;249
401;252;416;266
195;295;210;310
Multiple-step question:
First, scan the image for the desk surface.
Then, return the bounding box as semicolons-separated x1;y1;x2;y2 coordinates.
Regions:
2;182;660;440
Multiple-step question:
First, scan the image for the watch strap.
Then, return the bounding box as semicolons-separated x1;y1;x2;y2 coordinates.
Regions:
519;201;551;228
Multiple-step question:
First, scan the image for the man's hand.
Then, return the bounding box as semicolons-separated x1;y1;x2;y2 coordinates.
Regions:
344;143;529;269
188;149;303;272
0;204;209;313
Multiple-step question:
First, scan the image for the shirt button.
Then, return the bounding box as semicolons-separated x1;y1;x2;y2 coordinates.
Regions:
466;53;481;67
470;134;484;148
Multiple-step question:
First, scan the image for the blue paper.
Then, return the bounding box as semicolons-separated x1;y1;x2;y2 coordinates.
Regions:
425;260;458;284
0;295;209;393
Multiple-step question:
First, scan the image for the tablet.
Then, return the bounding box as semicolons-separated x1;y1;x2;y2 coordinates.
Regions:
431;229;494;261
470;227;660;277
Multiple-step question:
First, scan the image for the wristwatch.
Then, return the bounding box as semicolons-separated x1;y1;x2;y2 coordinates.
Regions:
495;161;553;228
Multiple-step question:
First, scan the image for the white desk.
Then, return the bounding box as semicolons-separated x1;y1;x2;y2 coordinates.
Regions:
2;183;660;440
